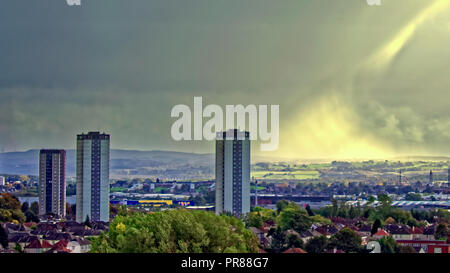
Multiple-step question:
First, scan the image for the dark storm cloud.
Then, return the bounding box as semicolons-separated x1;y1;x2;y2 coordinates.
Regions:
1;0;449;158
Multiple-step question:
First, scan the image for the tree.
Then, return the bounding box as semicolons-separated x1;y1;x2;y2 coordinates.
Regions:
84;215;92;228
331;199;339;217
305;205;314;217
268;227;286;253
244;212;263;229
328;228;362;253
405;193;422;201
276;200;289;215
0;194;26;223
30;201;39;215
286;233;304;249
25;210;39;223
398;245;416;253
277;206;312;234
348;205;361;219
378;194;392;206
371;219;382;236
90;209;259;253
305;236;328;253
0;193;21;210
378;236;397;253
21;202;29;213
435;223;448;240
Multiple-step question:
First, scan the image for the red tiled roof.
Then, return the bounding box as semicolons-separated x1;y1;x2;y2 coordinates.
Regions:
25;239;42;249
52;239;68;248
373;229;390;237
47;244;72;253
41;240;53;248
283;248;307;253
409;227;423;234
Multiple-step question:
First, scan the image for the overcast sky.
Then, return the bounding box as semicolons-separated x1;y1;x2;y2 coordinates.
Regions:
1;0;449;160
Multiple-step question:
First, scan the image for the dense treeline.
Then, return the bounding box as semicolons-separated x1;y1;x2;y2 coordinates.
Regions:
313;194;450;226
90;209;259;253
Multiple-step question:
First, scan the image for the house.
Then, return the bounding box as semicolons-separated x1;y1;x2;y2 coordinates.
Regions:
372;229;390;240
315;225;339;238
384;225;412;241
422;225;436;240
46;245;72;253
299;230;322;243
409;227;424;240
24;239;52;253
67;241;81;253
45;232;73;245
46;239;72;253
356;224;372;237
74;238;91;253
8;233;38;250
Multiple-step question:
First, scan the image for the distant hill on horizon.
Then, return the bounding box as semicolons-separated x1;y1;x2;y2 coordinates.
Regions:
0;149;214;179
1;149;449;178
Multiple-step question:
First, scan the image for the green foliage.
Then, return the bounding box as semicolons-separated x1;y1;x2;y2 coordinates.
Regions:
244;207;276;229
305;236;328;253
0;193;21;210
276;200;289;215
244;212;263;229
268;227;286;253
378;236;398;253
328;228;362;253
30;202;39;215
305;205;314;216
405;193;422;201
84;215;92;228
310;215;332;225
348;205;362;219
411;209;450;223
286;233;304;249
90;209;259;253
15;243;23;253
397;245;416;253
24;210;39;223
435;223;448;240
21;202;29;213
0;194;26;223
377;194;392;206
276;204;312;234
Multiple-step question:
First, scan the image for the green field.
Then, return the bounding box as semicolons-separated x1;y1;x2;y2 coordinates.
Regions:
251;170;320;180
111;187;126;193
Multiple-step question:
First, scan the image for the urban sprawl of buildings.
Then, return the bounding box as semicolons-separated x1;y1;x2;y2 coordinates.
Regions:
1;129;449;253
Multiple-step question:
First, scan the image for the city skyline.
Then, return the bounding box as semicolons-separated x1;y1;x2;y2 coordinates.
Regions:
1;1;450;160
